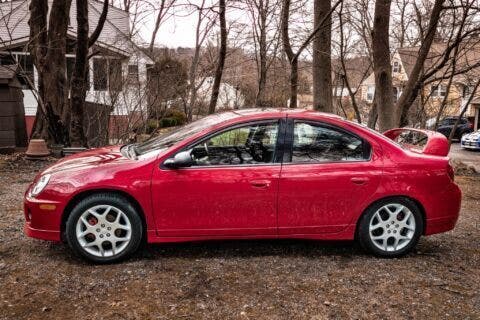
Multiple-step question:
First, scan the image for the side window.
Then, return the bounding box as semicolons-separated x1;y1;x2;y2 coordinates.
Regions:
190;122;279;166
292;122;368;163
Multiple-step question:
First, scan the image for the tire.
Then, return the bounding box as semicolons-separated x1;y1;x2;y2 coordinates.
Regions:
65;193;143;263
357;197;423;258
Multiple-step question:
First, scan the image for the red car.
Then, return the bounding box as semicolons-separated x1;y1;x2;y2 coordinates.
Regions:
24;109;461;263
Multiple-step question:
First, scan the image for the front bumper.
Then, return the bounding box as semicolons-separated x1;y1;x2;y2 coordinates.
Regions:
461;140;480;150
24;196;63;242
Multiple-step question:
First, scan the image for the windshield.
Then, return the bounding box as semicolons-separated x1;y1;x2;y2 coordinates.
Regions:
134;112;239;155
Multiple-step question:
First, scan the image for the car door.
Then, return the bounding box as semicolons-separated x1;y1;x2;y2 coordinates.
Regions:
151;119;285;237
277;119;382;235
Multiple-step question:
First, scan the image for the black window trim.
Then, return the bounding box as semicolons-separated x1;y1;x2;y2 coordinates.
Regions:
283;118;372;165
160;117;287;170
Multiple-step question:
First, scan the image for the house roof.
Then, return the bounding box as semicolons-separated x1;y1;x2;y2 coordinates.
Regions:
397;42;480;83
332;56;372;89
0;0;130;52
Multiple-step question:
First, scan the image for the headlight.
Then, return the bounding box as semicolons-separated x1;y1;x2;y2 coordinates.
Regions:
29;174;51;198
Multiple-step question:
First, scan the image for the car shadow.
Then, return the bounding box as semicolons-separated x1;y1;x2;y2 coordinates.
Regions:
136;239;365;261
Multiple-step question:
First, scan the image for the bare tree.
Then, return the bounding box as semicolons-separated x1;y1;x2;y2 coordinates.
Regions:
149;0;177;54
29;0;72;144
394;0;444;127
312;0;333;112
184;0;216;121
371;0;395;132
208;0;227;114
70;0;109;147
281;0;341;108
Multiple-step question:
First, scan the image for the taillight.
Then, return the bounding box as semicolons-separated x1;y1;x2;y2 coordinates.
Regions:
469;122;473;129
447;163;455;182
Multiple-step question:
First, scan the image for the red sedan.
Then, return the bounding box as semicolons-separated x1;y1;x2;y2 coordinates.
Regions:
24;109;461;263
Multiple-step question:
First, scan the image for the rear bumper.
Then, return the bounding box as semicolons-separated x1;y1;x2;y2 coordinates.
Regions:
425;216;459;235
424;182;462;236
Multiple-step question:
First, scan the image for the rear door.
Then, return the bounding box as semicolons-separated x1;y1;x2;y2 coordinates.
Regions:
277;119;382;235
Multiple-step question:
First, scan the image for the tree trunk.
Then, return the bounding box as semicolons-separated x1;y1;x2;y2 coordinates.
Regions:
149;0;167;54
70;0;109;147
367;102;378;129
313;0;332;112
395;0;444;127
70;0;89;147
208;0;227;114
289;59;298;109
29;0;72;145
372;0;395;132
281;0;297;108
254;1;268;107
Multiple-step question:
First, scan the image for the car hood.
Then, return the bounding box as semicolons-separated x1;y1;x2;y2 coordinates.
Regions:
43;146;131;175
464;131;480;140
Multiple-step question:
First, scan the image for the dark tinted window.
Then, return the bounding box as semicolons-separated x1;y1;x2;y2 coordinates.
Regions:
93;58;107;91
292;122;368;163
190;122;279;166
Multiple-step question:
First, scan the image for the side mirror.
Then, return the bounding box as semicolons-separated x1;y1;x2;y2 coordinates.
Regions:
164;150;194;168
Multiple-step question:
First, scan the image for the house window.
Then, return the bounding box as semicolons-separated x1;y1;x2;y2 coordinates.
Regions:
109;59;122;92
431;84;447;97
16;54;35;89
93;58;108;91
366;86;375;102
93;58;122;92
393;61;401;73
127;64;139;83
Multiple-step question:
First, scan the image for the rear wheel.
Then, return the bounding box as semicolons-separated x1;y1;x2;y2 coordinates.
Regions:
357;197;423;257
65;193;143;263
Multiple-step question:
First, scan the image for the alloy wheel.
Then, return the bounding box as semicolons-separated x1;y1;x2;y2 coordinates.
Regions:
368;203;416;252
75;205;132;257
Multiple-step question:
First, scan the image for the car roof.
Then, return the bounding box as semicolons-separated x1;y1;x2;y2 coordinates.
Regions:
219;108;344;120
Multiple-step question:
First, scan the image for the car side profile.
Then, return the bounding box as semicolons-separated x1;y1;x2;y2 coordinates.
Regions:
24;109;461;263
436;116;473;140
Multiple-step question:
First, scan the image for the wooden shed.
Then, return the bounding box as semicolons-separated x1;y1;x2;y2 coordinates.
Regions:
0;65;28;150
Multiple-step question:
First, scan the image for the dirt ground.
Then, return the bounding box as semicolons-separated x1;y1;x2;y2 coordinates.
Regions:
0;155;479;320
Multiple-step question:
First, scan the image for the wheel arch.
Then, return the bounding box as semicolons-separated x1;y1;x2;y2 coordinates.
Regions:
354;195;427;238
60;189;147;241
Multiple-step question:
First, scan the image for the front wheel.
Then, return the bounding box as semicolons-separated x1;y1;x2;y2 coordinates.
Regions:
65;193;143;263
357;198;423;257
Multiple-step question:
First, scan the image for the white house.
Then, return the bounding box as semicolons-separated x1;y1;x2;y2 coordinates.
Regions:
196;77;246;110
0;0;154;140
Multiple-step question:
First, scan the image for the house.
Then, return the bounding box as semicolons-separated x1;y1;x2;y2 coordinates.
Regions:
361;43;480;130
294;57;372;119
196;77;246;110
0;0;154;144
331;56;372;120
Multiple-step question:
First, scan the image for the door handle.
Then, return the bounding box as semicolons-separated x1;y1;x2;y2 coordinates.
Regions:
351;177;369;185
250;180;271;188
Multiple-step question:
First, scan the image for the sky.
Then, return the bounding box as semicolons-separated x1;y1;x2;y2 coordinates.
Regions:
138;9;199;48
136;0;224;48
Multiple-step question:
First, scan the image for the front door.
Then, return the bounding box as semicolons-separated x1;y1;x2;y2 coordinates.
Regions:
278;120;382;234
152;120;283;237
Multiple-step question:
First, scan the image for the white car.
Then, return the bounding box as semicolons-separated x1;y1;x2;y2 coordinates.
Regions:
460;130;480;150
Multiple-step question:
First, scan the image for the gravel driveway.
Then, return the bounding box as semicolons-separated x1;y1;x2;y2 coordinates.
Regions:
449;142;480;173
0;155;479;319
